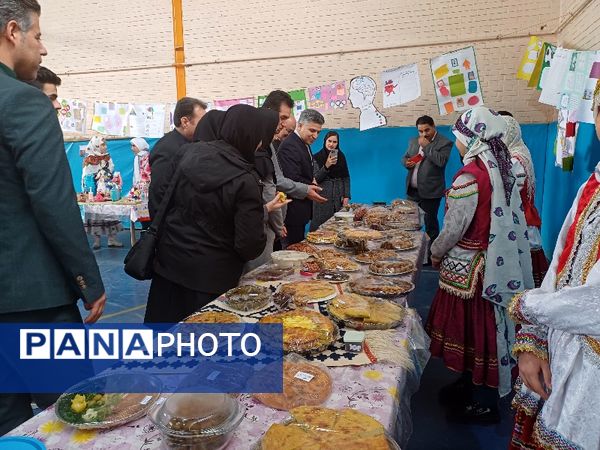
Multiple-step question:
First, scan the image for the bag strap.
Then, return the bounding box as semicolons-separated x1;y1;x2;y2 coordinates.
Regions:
148;161;184;234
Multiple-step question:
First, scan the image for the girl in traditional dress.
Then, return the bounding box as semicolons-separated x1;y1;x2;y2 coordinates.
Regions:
426;106;533;424
502;115;550;287
82;136;123;249
310;131;351;230
509;80;600;450
129;137;151;228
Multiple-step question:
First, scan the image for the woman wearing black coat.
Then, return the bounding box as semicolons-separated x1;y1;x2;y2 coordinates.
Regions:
144;105;283;323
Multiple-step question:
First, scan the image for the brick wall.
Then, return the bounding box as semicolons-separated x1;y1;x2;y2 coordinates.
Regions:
558;0;600;50
38;0;564;135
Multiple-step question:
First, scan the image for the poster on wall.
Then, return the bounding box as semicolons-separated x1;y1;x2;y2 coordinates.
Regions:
430;46;483;116
288;89;308;120
57;98;87;134
554;108;578;171
528;42;556;89
572;51;600;124
167;103;176;130
213;97;255;111
307;81;348;112
517;36;543;81
348;76;387;131
539;47;573;107
92;101;130;136
128;103;166;138
558;50;596;112
380;63;421;108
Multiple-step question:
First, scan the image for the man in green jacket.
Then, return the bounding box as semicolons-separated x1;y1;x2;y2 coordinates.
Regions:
0;0;106;434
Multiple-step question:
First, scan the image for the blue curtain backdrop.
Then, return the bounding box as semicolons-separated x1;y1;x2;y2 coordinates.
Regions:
66;123;599;256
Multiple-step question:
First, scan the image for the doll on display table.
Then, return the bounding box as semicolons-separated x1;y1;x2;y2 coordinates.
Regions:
81;136;123;249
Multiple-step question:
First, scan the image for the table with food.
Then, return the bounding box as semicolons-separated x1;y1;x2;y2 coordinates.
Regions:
7;200;431;450
77;196;148;245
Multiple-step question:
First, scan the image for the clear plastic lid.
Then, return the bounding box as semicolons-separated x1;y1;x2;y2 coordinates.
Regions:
149;393;243;437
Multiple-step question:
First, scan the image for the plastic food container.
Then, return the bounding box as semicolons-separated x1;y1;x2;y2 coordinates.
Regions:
343;330;365;353
271;250;310;269
148;393;244;450
334;211;354;222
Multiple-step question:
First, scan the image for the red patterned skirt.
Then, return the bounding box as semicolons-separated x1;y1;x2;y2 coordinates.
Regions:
531;248;549;288
510;410;539;449
426;279;499;388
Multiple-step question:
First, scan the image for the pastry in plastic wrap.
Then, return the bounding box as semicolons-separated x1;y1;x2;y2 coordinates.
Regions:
223;285;271;312
350;276;414;298
258;309;338;354
183;311;242;323
341;228;384;241
285;242;319;256
316;270;350;284
260;406;395;450
328;293;405;330
254;355;332;410
369;260;415;276
277;280;337;305
252;266;294;281
319;255;360;272
306;230;338;244
354;249;399;264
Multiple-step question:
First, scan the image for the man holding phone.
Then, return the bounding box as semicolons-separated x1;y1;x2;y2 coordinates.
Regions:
403;115;453;262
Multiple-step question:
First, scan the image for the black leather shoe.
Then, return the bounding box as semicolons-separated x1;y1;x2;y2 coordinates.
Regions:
438;378;469;406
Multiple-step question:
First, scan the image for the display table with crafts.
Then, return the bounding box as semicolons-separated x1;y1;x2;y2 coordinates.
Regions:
7;201;431;450
78;199;149;245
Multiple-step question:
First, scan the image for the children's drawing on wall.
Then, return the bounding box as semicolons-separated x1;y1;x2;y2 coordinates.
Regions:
128;103;166;138
92;101;130;136
348;76;387;131
57;98;87;134
213;97;255;111
380;63;421;108
430;46;483;116
308;81;348;112
517;36;543;81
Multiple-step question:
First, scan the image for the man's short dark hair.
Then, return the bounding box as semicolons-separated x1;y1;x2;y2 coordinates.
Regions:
36;66;61;86
0;0;41;32
173;97;207;127
262;90;294;112
497;110;514;117
416;115;435;127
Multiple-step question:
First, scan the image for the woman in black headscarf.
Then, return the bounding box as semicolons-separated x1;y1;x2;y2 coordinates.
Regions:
144;104;285;323
310;131;351;230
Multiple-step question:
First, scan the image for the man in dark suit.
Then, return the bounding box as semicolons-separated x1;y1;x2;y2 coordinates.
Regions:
403;115;453;248
148;96;207;218
0;0;106;434
278;109;325;246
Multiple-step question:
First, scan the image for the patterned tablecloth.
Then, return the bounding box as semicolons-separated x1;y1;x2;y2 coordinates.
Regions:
78;201;148;222
8;217;431;450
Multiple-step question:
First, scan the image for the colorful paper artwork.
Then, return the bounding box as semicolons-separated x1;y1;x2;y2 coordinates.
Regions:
554;108;578;171
572;51;600;124
539;47;573;107
288;89;308;120
529;43;556;89
380;64;421;108
348;76;387;131
430;46;483;115
92;102;130;136
213;97;255;111
559;51;596;112
57;99;87;134
307;81;348;112
167;103;176;130
128;103;167;138
517;36;543;81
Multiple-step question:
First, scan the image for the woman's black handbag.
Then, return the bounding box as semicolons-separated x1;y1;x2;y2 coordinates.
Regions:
123;165;181;280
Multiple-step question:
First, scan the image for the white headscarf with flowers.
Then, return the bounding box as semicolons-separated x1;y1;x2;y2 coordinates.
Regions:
85;136;106;157
130;137;150;185
453;106;534;397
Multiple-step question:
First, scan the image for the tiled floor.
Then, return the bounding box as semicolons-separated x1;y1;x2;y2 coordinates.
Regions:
89;231;513;449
